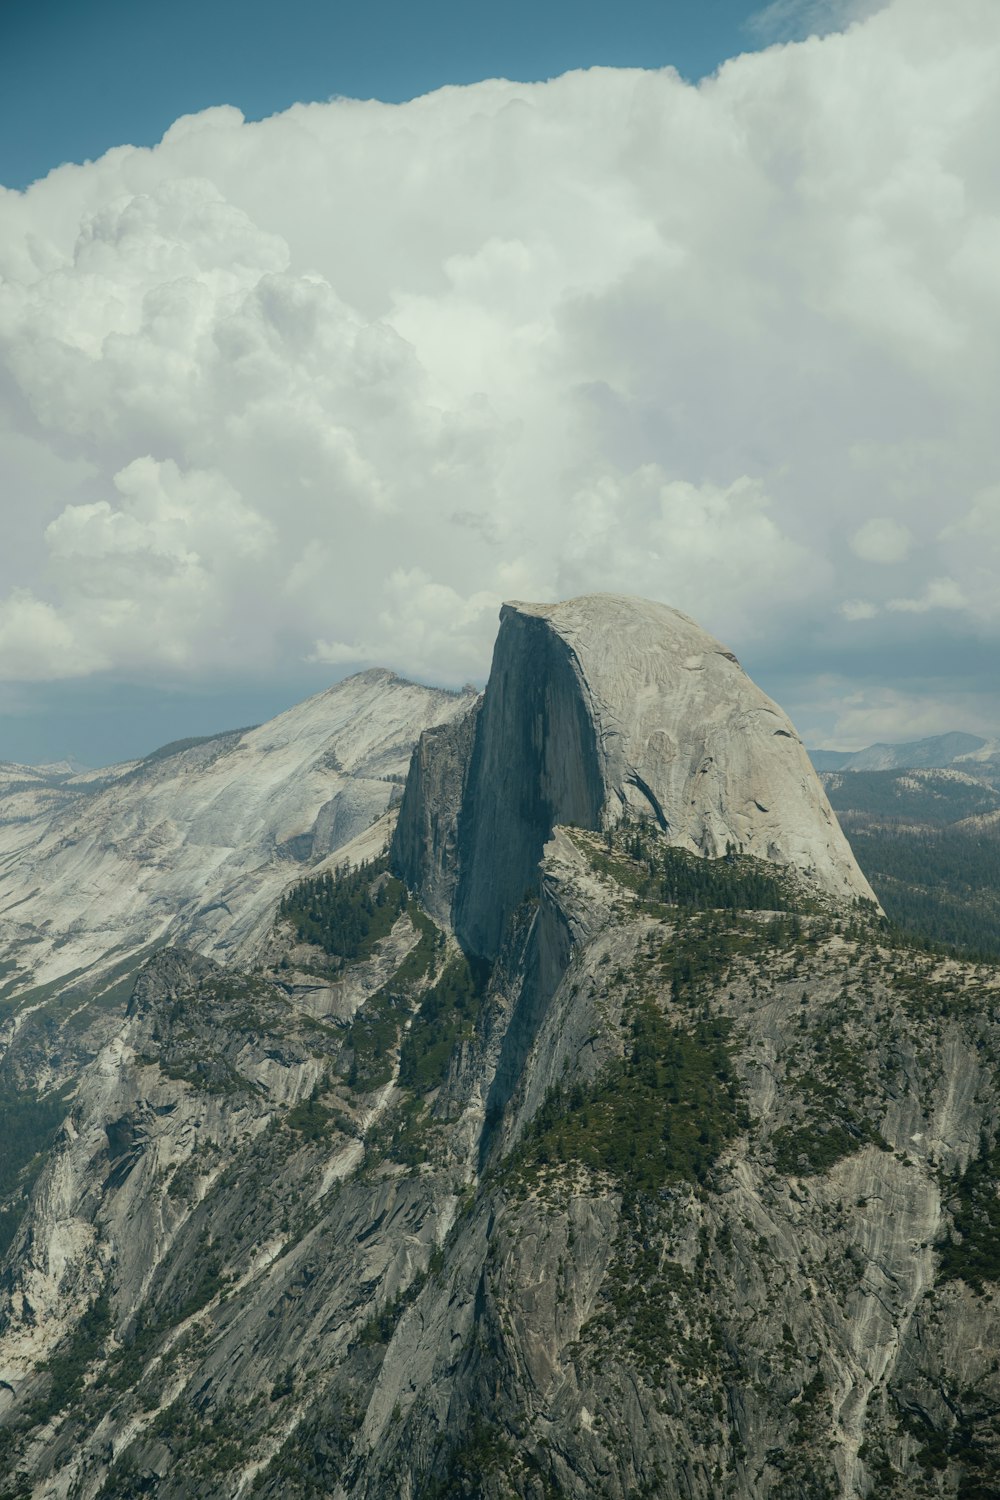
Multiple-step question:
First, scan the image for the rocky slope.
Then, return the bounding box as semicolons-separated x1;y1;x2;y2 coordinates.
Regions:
1;596;998;1500
0;670;476;1011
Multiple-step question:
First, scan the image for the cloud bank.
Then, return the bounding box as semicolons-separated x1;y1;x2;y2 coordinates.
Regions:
1;0;999;747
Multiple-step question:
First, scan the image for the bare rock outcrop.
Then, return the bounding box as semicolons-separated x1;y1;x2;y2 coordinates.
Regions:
400;595;875;959
390;698;480;928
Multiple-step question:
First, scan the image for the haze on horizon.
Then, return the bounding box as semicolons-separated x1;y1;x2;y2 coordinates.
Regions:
2;0;998;766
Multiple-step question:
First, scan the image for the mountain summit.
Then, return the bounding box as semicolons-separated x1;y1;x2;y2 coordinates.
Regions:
396;594;875;957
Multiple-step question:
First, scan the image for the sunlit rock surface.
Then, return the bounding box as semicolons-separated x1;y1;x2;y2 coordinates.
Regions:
2;598;996;1500
0;671;476;1008
398;595;875;958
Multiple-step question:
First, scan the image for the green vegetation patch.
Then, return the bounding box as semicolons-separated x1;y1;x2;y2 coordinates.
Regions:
938;1136;1000;1293
771;1036;889;1177
421;1421;518;1499
661;908;806;1006
347;997;405;1091
285;1085;335;1140
826;769;1000;825
98;1396;264;1496
279;858;406;963
514;1003;747;1193
849;826;1000;961
346;904;439;1091
771;1119;881;1177
398;951;491;1093
589;1231;697;1388
363;1092;435;1168
157;1056;250;1094
580;1200;741;1458
159;1229;228;1325
251;1392;361;1497
27;1285;112;1426
585;826;806;914
896;1382;1000;1493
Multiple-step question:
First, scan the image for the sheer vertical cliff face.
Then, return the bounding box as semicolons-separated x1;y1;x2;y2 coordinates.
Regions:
452;606;607;959
409;596;876;959
389;700;480;929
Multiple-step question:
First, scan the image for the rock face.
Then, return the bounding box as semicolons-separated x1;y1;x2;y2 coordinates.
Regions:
0;670;476;1009
2;596;998;1500
389;699;480;929
397;595;875;959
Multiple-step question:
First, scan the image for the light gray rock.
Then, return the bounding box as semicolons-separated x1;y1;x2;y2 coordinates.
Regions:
454;595;875;958
0;671;475;1012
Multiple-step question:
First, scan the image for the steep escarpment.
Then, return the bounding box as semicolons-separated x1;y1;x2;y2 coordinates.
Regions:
397;596;874;960
451;603;607;961
390;698;480;929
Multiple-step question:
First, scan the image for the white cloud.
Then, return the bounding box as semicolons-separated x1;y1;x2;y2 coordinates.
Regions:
840;598;879;620
824;685;997;748
36;457;276;671
556;470;819;640
0;0;998;741
850;517;912;563
887;576;966;613
942;484;1000;544
0;590;107;681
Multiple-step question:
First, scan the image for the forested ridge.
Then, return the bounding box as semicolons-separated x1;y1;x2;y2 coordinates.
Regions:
822;765;1000;960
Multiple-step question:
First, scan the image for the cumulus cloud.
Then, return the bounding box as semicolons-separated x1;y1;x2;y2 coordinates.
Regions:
850;517;913;564
39;457;276;672
0;591;107;681
840;598;879;621
945;484;1000;544
822;685;999;749
1;0;999;745
887;576;967;614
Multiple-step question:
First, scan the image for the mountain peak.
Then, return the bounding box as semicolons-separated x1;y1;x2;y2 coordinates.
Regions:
398;595;876;960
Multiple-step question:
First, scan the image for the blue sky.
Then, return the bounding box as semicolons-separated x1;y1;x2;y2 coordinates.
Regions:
4;0;778;191
3;0;999;766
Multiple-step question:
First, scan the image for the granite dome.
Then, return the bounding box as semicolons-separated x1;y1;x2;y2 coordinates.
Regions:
398;594;876;959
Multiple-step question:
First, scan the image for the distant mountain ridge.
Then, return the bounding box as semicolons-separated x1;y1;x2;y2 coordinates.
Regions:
810;730;994;773
817;740;1000;958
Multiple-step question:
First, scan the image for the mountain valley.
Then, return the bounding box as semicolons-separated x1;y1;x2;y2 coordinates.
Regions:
817;754;1000;961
